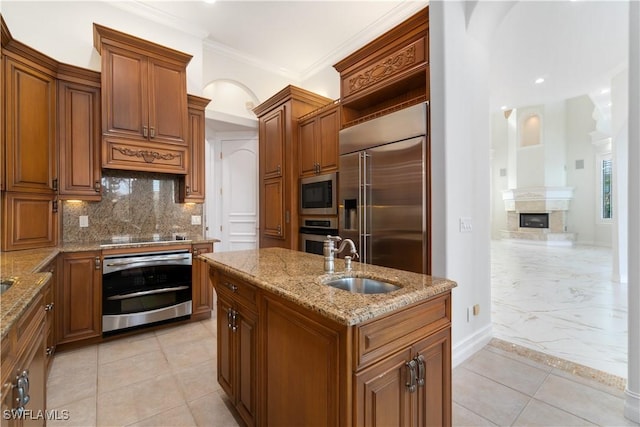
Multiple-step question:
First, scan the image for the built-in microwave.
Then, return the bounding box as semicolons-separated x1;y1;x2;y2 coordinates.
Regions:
300;172;337;215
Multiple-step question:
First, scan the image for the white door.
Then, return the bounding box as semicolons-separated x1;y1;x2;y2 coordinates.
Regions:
218;138;258;251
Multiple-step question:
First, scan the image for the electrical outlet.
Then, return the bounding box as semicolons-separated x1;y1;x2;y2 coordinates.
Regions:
191;215;202;225
473;304;480;316
79;216;89;228
459;217;473;233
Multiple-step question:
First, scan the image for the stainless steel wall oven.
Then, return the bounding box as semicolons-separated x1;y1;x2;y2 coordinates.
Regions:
299;217;338;255
102;249;192;334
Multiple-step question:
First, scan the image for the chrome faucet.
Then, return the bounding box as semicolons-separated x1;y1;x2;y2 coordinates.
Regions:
323;235;359;273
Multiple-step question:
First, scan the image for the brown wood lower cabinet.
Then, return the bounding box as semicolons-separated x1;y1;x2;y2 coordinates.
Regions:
57;251;102;346
210;267;452;427
1;283;48;427
215;277;258;427
191;243;214;319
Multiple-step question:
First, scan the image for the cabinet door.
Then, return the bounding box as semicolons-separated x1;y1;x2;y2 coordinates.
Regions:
41;270;56;374
147;58;188;145
260;106;285;179
57;80;102;200
4;56;56;194
178;97;208;203
58;252;102;344
101;45;147;141
1;192;57;251
262;178;284;241
216;296;235;398
354;348;414;427
236;305;258;426
19;325;46;427
317;107;339;173
298;117;318;177
414;328;451;427
262;295;341;427
191;244;213;317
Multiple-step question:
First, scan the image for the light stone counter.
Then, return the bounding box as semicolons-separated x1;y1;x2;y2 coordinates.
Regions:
200;247;456;326
0;237;219;339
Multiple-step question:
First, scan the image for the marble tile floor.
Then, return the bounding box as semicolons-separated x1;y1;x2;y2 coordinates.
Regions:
46;314;638;426
491;240;628;378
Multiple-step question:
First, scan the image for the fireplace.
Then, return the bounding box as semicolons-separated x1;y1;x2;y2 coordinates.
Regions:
501;187;575;245
520;213;549;229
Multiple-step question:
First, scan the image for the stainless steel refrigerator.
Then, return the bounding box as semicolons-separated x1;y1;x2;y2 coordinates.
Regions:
338;102;428;274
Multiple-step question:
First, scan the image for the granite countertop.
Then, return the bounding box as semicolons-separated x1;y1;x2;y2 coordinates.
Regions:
0;237;220;340
200;247;457;326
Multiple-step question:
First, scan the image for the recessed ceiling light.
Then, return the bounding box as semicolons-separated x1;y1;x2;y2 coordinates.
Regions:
534;77;545;84
600;88;610;94
501;105;508;110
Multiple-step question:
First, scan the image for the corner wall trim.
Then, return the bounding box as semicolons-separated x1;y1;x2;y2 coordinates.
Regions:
452;324;493;368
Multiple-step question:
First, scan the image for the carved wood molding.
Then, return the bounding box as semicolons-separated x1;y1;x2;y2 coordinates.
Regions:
113;146;180;163
349;45;416;94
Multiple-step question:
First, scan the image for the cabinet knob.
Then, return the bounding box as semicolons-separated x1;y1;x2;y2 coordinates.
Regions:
224;282;238;292
150;127;156;138
186;185;191;195
44;302;54;312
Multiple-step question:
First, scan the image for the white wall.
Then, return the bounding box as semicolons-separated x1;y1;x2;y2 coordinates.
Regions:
430;1;493;365
491;111;508;239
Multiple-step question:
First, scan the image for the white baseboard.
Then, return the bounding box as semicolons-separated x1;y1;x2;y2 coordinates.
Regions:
625;388;640;423
452;324;493;368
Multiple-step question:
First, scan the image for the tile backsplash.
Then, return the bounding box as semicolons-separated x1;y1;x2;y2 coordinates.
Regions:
62;170;204;243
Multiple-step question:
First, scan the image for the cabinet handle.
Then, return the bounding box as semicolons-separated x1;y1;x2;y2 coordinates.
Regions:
52;178;58;192
44;302;54;312
415;354;425;387
46;346;55;357
276;224;282;235
15;370;30;410
193;248;199;256
143;126;149;138
224;282;238;292
94;181;101;193
52;200;58;213
95;256;101;270
186;185;191;195
231;310;238;332
405;359;417;393
276;165;281;175
315;163;320;174
227;310;233;329
150;127;156;138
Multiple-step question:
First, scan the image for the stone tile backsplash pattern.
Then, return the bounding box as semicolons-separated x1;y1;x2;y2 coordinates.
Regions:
62;170;204;243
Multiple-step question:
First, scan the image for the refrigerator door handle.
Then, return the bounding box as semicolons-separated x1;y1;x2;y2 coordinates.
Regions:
362;151;371;265
358;152;364;263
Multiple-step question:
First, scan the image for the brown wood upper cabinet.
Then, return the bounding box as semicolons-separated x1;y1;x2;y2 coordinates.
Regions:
93;24;192;174
254;86;332;249
334;7;429;127
57;65;102;201
177;95;211;203
3;51;57;194
298;103;340;177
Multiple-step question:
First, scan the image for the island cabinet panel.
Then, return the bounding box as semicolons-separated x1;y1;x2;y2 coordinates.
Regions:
212;271;259;426
57;252;102;345
93;24;191;174
260;294;346;427
191;243;214;319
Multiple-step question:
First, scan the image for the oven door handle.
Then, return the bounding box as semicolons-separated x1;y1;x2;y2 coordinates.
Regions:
105;255;191;267
107;285;190;301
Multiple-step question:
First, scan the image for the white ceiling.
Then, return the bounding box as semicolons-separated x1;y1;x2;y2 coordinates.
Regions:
113;0;427;81
110;0;628;124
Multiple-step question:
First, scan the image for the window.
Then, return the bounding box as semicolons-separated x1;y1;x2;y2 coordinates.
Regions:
600;155;612;221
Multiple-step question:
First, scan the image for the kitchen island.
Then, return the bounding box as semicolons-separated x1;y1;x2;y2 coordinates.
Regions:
200;247;456;427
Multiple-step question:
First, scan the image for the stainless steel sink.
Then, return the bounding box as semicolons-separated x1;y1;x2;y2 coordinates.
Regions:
324;277;400;294
0;279;14;295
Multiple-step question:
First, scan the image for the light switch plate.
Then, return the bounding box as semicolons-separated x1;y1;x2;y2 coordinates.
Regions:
79;216;89;228
459;217;472;233
191;215;202;225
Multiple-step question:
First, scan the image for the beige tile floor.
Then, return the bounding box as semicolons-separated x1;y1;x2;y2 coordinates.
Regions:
47;313;638;427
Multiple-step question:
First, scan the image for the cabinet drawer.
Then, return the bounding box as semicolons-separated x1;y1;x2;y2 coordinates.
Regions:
15;292;45;345
214;272;257;309
354;293;450;370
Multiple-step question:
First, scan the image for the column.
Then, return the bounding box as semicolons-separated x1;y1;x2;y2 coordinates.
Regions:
626;0;640;423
